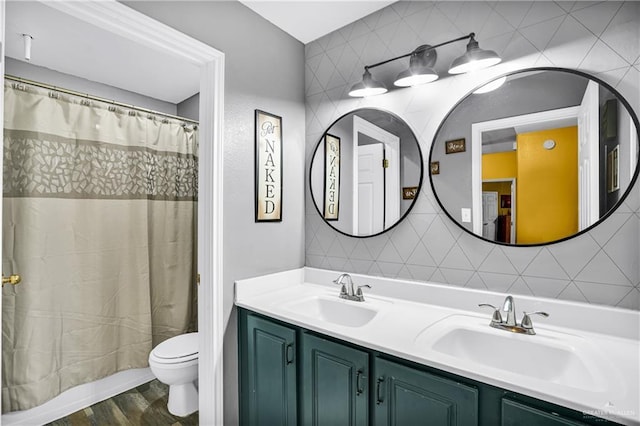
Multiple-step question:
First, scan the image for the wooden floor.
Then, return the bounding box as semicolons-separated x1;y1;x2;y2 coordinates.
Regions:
46;379;198;426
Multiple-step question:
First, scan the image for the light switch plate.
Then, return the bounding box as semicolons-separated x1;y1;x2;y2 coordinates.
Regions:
461;208;471;223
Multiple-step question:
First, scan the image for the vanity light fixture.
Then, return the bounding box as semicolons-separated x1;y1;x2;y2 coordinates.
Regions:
448;34;502;74
348;32;501;97
348;69;388;97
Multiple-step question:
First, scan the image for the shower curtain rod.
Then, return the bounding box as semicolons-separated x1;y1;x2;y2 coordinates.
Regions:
5;74;199;125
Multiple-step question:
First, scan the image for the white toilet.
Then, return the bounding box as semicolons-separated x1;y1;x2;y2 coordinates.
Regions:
148;332;199;417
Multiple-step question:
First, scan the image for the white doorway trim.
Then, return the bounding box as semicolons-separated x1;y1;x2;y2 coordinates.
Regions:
0;0;5;420
471;106;579;236
352;116;400;234
0;1;225;425
577;81;600;231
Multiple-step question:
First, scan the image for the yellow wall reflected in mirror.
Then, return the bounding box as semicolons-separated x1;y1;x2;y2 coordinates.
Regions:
481;126;579;244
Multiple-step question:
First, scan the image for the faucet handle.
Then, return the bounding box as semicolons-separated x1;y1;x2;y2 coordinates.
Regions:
521;311;549;331
355;284;371;301
332;279;347;295
356;284;371;295
479;303;503;324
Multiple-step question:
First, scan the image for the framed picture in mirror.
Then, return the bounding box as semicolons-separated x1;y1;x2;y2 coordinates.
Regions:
324;134;340;220
403;187;418;200
445;138;466;154
607;145;619;193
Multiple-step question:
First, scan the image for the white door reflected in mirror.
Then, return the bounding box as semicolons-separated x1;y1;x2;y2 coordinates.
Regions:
357;143;385;235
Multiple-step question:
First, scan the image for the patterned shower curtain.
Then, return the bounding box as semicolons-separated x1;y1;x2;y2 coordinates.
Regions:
1;81;198;412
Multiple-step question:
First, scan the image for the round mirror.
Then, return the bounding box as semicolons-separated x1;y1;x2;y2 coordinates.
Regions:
430;68;640;246
310;108;423;237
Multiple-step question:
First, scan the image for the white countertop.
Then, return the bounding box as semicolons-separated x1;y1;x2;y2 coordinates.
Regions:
235;267;640;425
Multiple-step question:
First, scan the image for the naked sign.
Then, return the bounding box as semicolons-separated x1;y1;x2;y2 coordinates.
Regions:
255;110;282;221
324;134;340;220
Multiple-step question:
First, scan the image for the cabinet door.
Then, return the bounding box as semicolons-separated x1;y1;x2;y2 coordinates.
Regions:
241;313;297;426
502;399;590;426
302;333;369;426
374;358;478;426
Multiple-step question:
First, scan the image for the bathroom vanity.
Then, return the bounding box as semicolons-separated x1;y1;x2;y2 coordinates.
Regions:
235;268;640;426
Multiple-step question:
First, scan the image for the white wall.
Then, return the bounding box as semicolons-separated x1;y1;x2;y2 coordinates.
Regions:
177;93;199;122
305;1;640;310
123;2;306;424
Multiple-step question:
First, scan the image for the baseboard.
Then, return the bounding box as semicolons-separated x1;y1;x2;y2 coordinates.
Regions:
1;368;155;426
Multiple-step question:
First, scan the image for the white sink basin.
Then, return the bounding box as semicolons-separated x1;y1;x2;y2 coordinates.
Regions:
283;295;378;327
415;315;611;392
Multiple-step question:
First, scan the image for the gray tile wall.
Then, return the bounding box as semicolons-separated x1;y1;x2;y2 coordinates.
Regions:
305;1;640;310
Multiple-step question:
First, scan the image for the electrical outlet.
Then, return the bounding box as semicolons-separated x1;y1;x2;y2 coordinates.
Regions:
461;208;471;223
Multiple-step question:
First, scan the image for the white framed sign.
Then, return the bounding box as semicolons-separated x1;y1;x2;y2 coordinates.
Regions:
324;134;340;220
255;110;282;221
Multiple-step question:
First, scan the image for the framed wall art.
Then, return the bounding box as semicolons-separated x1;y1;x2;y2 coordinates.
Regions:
445;138;466;154
607;145;620;193
255;109;282;222
323;133;340;220
430;161;440;175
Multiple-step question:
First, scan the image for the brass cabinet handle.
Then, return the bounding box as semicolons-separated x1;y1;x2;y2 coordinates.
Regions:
2;274;22;286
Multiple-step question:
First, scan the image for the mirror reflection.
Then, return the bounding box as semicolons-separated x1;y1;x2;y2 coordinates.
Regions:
430;68;639;246
310;108;423;237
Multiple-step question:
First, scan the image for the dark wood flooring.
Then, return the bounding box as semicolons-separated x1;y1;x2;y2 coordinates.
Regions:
46;379;198;426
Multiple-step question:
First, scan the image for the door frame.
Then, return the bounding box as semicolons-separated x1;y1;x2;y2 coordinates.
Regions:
482;178;516;243
352;116;400;234
577;80;600;231
0;1;225;424
471;106;579;236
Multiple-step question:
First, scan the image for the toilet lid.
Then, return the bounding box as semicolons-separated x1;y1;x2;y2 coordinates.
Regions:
153;332;198;360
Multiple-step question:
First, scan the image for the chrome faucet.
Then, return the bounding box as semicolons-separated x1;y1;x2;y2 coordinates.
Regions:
502;295;517;326
479;295;549;335
333;273;370;302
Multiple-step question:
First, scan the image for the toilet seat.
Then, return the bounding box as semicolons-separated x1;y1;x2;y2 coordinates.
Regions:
150;332;198;364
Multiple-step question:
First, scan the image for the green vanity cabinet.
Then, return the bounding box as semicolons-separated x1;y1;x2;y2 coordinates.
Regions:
373;357;479;426
301;333;369;425
238;309;620;426
239;312;297;426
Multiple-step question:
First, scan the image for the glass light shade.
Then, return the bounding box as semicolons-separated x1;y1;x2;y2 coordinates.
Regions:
449;38;501;74
348;70;388;97
394;66;439;87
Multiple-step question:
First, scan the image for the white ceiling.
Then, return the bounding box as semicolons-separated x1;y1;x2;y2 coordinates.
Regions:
240;1;395;44
5;1;391;104
5;1;201;104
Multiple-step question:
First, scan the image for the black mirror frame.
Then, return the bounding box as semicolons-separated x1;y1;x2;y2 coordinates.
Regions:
309;107;425;239
428;67;640;247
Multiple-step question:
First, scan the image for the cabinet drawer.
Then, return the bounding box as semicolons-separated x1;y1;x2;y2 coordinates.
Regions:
502;399;590;426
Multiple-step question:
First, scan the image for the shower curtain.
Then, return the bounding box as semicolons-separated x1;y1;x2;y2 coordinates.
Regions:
1;81;198;412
